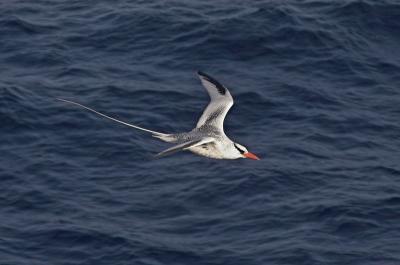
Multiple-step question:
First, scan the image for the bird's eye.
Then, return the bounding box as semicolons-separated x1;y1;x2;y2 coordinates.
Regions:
234;144;245;154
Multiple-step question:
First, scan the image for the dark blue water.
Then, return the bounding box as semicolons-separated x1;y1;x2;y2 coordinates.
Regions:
1;1;400;264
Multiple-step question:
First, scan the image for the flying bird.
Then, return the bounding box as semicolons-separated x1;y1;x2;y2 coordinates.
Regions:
58;71;260;160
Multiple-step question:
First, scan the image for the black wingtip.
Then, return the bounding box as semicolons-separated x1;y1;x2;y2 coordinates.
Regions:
197;70;206;77
196;71;226;95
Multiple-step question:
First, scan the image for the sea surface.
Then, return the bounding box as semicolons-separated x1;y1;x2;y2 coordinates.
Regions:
1;1;400;264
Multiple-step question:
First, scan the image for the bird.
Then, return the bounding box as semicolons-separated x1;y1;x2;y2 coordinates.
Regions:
58;71;260;160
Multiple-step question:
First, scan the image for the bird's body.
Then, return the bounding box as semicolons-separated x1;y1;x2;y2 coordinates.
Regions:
58;71;260;160
155;126;234;159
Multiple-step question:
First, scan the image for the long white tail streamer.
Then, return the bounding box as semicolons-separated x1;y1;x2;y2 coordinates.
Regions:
57;98;167;136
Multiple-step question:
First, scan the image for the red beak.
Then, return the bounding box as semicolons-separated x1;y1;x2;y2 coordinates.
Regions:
243;152;260;160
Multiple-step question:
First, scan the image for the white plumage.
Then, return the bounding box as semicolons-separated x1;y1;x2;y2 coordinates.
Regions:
58;71;260;160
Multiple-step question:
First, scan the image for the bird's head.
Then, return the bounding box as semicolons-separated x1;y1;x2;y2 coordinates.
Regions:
233;143;260;160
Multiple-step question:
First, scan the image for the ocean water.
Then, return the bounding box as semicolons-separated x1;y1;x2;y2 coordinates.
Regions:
1;0;400;264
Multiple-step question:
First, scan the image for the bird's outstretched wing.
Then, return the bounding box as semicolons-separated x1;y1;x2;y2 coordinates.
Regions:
196;71;234;132
155;137;214;158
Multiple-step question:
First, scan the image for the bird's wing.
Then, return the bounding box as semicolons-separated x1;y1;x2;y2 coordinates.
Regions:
196;71;234;132
155;137;214;158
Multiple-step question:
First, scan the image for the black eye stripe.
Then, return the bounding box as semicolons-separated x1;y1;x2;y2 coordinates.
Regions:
234;144;245;154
